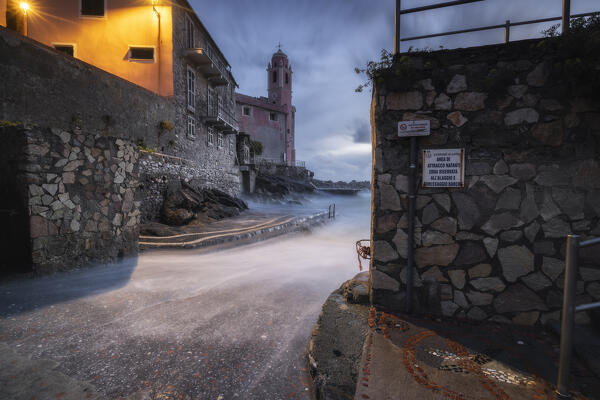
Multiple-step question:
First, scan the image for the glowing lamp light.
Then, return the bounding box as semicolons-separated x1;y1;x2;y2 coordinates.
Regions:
151;0;158;5
20;2;29;14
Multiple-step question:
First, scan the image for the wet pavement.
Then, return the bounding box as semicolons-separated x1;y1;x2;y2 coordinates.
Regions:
354;308;600;400
0;193;371;400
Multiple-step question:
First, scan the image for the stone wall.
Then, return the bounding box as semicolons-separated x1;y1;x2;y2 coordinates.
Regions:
139;151;241;222
0;27;176;148
370;38;600;326
1;125;140;274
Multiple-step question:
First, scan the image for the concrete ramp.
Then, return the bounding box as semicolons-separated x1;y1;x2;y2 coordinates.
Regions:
139;211;329;250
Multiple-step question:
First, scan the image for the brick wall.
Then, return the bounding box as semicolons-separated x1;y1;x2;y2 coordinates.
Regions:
370;38;600;326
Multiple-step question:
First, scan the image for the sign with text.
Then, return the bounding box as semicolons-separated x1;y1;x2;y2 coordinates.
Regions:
422;149;465;188
397;120;431;137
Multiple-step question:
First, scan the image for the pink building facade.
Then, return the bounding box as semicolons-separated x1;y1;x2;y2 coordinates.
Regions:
236;49;296;164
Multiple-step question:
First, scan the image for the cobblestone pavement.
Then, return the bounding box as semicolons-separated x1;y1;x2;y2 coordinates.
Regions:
354;308;600;400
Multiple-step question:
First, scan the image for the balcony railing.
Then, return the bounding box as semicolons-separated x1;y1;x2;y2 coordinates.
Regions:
204;103;238;134
184;48;229;86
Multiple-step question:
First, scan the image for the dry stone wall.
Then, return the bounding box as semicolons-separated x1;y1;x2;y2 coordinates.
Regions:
370;38;600;326
2;125;140;274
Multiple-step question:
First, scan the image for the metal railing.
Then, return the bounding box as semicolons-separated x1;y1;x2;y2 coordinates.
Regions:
328;204;336;219
395;0;598;48
205;102;238;132
556;234;600;398
254;157;306;168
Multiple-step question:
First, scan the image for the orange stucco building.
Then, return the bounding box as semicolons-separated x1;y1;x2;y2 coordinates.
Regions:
2;0;243;194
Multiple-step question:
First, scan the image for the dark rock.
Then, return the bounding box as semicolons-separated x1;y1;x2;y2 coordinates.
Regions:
498;245;534;282
509;163;536;180
482;212;524;236
160;181;248;226
494;284;548;313
533;241;555;256
422;203;440;225
451;192;481;230
552;188;585;221
376;214;400;234
495;187;521;210
454;241;487;266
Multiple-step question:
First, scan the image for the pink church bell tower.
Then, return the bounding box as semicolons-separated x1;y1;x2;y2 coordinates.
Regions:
267;47;295;164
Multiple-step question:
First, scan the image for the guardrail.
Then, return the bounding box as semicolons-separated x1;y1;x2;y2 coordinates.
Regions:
395;0;599;50
556;234;600;398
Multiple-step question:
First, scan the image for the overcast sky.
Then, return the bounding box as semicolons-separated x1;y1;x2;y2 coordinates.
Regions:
191;0;598;181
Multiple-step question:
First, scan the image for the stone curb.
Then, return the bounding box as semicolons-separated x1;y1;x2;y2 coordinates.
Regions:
307;282;370;400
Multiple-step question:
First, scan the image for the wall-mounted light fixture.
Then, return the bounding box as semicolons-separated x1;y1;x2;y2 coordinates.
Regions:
20;2;29;36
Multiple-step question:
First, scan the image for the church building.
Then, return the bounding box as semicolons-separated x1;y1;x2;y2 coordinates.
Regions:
236;48;296;165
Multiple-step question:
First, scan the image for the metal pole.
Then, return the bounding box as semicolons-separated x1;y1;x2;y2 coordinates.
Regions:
556;234;580;399
394;0;401;54
406;137;417;313
504;20;510;43
333;204;336;219
562;0;571;34
328;205;331;219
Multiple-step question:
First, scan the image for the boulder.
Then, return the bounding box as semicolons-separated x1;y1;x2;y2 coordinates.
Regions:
160;182;248;226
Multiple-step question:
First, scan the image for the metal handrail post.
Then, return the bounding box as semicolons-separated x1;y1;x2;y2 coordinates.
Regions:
563;0;571;34
394;0;401;54
504;20;510;43
556;234;580;398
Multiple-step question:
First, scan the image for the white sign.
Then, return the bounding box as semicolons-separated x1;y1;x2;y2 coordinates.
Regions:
422;149;465;188
397;120;431;137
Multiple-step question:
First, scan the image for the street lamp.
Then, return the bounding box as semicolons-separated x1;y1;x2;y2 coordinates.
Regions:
20;2;29;37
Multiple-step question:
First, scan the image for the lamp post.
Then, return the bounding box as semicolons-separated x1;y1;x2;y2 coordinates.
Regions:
20;2;29;37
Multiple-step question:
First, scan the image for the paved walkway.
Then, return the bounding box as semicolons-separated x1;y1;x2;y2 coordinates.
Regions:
354;308;600;400
139;211;328;249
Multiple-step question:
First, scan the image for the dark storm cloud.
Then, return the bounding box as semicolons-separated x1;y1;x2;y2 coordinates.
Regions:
191;0;598;180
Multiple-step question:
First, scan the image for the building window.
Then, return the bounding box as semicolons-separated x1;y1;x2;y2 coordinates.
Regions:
217;133;224;148
53;44;75;57
186;16;194;48
128;47;154;61
285;73;289;84
272;71;277;83
269;112;277;121
207;127;214;146
187;67;196;112
80;0;105;17
187;116;196;139
229;136;235;154
243;106;251;116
